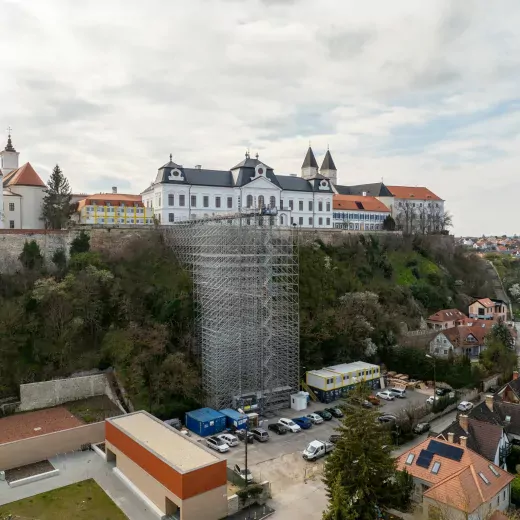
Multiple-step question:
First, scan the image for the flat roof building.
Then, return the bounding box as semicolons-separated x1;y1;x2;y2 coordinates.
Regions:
105;411;227;520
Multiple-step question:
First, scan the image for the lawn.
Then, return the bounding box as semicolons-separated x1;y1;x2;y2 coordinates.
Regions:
0;479;128;520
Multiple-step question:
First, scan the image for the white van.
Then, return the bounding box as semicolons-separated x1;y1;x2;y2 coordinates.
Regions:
389;388;407;399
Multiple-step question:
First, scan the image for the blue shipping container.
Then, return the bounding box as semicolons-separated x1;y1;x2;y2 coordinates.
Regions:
219;408;248;430
185;408;227;437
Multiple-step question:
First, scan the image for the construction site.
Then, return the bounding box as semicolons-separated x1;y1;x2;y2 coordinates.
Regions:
163;211;300;413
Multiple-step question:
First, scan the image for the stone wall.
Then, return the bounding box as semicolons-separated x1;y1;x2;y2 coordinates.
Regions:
19;373;117;412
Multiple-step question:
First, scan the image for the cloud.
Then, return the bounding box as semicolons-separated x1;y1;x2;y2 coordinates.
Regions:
1;0;520;235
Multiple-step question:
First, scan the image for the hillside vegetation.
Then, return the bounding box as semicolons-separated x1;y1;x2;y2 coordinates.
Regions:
0;231;498;418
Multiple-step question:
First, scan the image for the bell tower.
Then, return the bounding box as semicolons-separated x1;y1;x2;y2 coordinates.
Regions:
301;145;318;179
0;129;20;176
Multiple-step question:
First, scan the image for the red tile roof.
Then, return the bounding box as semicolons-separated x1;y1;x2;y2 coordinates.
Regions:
0;407;83;444
428;309;467;323
333;194;390;212
3;162;46;188
77;193;143;210
386;186;442;201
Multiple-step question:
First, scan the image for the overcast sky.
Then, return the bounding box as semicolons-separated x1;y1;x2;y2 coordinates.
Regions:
2;0;519;236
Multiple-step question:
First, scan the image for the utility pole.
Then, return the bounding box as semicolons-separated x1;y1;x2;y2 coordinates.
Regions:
426;354;436;408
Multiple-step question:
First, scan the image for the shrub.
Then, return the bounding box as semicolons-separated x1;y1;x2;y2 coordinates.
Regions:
19;240;43;270
70;230;90;255
512;475;520;506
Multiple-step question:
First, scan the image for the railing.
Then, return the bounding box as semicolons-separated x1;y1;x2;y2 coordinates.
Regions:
300;381;318;402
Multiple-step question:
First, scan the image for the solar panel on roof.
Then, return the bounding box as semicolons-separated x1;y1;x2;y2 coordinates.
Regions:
416;449;434;469
427;439;463;461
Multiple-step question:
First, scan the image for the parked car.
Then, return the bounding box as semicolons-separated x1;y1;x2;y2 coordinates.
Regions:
302;440;334;461
487;386;498;394
367;395;380;406
250;427;269;442
325;407;344;418
217;433;238;447
329;434;342;444
206;436;230;453
426;395;441;405
388;388;407;399
435;387;452;397
457;401;474;412
236;429;254;443
412;422;430;434
377;390;395;401
306;413;324;425
268;423;288;435
293;417;313;429
316;410;333;421
377;414;397;424
234;464;253;484
362;400;374;409
278;417;301;432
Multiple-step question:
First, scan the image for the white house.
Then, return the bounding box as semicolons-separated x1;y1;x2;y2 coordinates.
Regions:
1;134;46;229
142;148;334;228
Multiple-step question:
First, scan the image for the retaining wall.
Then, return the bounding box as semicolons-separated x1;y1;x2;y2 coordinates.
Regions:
0;422;105;471
227;480;271;516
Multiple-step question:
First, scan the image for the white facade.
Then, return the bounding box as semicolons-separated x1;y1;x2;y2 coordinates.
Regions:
333;209;389;231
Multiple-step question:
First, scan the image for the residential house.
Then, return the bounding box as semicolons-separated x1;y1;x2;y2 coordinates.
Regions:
427;309;468;330
438;412;510;468
332;194;390;231
429;324;488;360
469;298;508;322
396;437;514;520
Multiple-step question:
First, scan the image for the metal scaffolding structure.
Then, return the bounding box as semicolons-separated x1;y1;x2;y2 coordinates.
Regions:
163;213;300;413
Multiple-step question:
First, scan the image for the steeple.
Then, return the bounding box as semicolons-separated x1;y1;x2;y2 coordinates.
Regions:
320;148;337;184
0;127;20;175
301;146;319;179
5;133;16;152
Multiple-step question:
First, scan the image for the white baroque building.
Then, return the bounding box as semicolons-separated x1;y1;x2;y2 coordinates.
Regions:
142;148;335;228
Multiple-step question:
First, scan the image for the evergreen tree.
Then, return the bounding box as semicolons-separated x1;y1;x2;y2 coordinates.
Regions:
19;240;43;270
70;230;91;256
382;215;396;231
41;164;73;229
489;318;514;349
323;475;357;520
323;384;412;519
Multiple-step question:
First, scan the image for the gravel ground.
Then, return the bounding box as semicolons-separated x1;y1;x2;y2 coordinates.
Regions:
5;460;55;483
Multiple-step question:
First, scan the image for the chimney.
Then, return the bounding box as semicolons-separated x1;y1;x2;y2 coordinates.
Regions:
514;371;519;381
195;165;202;169
459;414;469;432
112;186;117;194
485;394;494;412
447;432;454;443
460;436;467;447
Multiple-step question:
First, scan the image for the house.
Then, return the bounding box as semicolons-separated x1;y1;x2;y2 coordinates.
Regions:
429;324;488;360
142;147;334;228
0;134;47;229
396;437;514;520
427;309;468;330
76;191;154;226
332;194;390;231
438;412;510;468
469;298;508;322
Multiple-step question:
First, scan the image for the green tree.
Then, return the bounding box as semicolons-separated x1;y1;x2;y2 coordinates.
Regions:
322;475;357;520
488;318;514;349
382;215;396;231
51;248;67;271
70;231;91;256
41;164;73;229
323;384;412;519
19;240;43;270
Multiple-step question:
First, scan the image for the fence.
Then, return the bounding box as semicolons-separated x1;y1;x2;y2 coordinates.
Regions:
0;422;105;471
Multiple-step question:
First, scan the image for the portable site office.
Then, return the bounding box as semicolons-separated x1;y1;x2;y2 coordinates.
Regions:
305;361;382;403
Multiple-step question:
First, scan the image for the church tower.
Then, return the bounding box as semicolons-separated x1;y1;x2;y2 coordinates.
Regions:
301;146;319;179
320;148;337;185
0;166;3;229
0;131;20;176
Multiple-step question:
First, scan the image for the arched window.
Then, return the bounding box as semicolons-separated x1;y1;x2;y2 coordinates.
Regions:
270;196;276;208
280;214;285;225
258;195;265;209
246;195;253;208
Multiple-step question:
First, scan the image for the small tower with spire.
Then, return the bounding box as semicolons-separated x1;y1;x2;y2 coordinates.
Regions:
0;128;20;176
301;145;319;179
320;147;337;184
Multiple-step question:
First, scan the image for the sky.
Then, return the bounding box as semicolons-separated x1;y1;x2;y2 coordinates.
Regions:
2;0;520;236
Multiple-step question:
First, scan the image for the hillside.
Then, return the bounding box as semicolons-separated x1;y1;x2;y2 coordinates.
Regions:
0;231;497;417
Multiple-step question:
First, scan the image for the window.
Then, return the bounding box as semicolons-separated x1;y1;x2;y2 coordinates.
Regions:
258;195;265;208
489;465;500;477
8;203;14;211
326;218;330;226
280;200;284;210
289;200;294;210
246;194;253;208
203;196;209;208
270;196;276;208
319;217;323;225
9;220;14;229
227;197;233;209
326;201;330;212
299;200;303;211
280;214;285;225
405;453;415;465
215;196;221;208
309;201;313;211
290;217;294;225
431;462;441;474
179;194;185;206
326;378;333;384
308;217;313;225
168;194;174;206
191;195;197;207
299;217;303;225
168;213;174;223
478;472;490;485
318;201;323;211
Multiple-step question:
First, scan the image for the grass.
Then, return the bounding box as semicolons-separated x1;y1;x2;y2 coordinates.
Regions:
65;396;123;424
0;479;128;520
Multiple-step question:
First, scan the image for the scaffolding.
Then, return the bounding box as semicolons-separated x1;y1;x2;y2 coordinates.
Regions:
163;213;300;413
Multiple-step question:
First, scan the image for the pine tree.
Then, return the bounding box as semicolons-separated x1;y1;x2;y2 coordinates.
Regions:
382;215;396;231
19;240;43;270
322;383;410;519
323;475;357;520
41;164;73;229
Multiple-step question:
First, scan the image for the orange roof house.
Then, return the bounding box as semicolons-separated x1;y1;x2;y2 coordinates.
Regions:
427;309;467;330
386;186;443;201
77;193;143;210
397;437;513;517
333;194;390;212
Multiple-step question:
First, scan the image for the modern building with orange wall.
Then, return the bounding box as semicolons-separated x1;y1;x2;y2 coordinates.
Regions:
105;411;228;520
